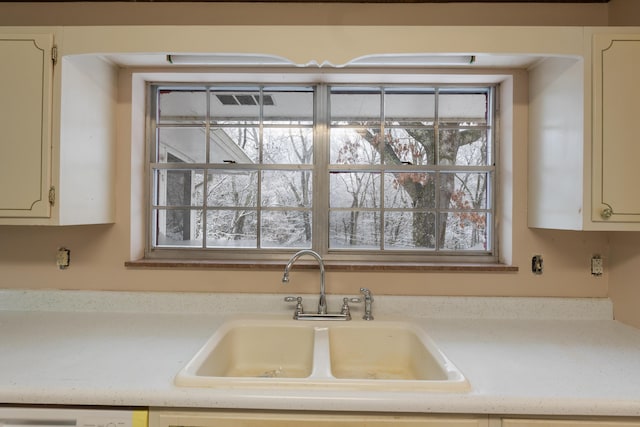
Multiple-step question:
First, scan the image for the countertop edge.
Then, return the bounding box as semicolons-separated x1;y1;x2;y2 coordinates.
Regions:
0;290;614;320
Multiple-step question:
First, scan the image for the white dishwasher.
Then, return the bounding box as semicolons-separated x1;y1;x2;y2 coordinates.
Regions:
0;407;147;427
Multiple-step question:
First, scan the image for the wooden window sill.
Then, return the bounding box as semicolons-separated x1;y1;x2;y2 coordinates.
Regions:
125;259;518;272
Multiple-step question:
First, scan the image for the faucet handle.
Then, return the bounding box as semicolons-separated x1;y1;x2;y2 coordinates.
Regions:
340;297;362;316
340;297;350;318
284;296;304;318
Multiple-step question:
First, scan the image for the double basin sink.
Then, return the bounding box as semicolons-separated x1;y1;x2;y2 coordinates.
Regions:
175;316;469;392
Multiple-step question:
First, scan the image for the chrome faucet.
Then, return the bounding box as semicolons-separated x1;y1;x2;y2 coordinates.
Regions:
282;249;327;315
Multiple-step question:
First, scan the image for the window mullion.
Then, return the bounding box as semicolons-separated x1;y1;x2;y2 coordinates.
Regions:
434;87;441;253
202;87;211;249
379;87;386;251
256;86;264;249
147;86;159;253
490;85;499;255
315;84;330;256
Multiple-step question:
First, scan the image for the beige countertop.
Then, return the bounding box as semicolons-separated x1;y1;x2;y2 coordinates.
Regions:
0;290;638;416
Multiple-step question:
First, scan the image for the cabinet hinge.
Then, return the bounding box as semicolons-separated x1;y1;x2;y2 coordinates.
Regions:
52;46;58;66
48;186;56;206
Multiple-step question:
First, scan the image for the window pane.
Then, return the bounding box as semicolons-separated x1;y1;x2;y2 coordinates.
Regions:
330;89;382;165
384;211;436;250
385;90;435;126
263;88;313;124
330;172;380;208
210;88;260;124
206;210;257;248
157;127;206;163
440;212;489;251
384;172;436;209
263;127;313;165
158;89;206;123
153;169;204;206
329;211;380;249
330;88;380;122
330;127;382;165
210;127;259;164
262;171;312;208
206;171;257;207
261;210;312;249
438;92;488;125
384;127;435;166
439;128;489;166
152;208;203;247
443;172;489;210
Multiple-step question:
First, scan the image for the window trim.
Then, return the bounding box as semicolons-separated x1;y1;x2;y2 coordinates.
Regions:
144;75;500;264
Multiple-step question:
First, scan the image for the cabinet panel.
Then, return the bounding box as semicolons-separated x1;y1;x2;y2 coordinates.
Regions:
503;419;640;427
592;34;640;223
0;34;53;218
150;410;488;427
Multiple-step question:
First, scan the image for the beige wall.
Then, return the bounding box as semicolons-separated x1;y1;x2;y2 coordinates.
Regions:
0;1;636;303
609;0;640;26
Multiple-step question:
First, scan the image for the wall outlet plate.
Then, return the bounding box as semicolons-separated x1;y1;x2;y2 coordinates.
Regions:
591;255;603;276
56;247;70;269
532;255;543;275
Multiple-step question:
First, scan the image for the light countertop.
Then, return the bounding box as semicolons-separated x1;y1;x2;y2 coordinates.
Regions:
1;290;639;416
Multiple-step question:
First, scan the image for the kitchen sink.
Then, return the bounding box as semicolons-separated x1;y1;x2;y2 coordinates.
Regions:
175;316;469;392
328;323;449;381
188;322;315;379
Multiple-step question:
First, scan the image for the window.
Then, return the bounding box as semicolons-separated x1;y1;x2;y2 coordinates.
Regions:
148;80;496;263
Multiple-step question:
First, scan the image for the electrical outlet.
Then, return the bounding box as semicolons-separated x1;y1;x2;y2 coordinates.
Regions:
56;247;70;270
532;255;543;275
591;255;603;276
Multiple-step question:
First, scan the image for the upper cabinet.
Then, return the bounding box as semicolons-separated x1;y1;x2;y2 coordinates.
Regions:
0;28;118;225
0;33;54;220
592;33;640;224
528;28;640;231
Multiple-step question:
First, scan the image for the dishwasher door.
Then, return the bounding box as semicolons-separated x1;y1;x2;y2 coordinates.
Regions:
0;407;148;427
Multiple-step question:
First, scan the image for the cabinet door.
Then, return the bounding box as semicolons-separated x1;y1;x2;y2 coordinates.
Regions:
150;410;489;427
592;34;640;223
0;34;53;218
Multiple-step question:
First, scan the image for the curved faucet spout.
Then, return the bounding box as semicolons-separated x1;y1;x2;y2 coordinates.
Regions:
282;250;327;315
